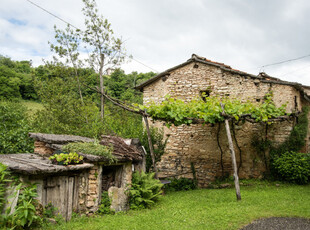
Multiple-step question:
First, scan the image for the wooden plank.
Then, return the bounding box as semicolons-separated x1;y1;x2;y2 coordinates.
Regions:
67;177;74;221
73;175;79;212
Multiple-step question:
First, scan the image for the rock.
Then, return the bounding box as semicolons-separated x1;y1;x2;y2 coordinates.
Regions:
108;186;129;212
219;183;232;189
46;218;57;225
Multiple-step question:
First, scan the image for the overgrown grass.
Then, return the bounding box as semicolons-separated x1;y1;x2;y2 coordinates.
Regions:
44;183;310;230
20;100;43;117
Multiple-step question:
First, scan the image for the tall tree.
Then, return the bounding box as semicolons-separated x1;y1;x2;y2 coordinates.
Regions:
81;0;126;120
49;24;84;104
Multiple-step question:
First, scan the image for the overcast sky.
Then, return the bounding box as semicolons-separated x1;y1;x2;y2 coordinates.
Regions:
1;0;310;85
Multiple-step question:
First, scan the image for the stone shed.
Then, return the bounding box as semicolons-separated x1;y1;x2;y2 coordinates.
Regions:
0;133;145;220
136;54;310;187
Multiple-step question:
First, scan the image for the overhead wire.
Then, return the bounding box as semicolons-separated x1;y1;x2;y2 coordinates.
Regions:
25;0;159;73
260;53;310;69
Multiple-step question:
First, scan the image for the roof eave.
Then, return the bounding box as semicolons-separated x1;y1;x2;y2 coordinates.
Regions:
135;59;195;90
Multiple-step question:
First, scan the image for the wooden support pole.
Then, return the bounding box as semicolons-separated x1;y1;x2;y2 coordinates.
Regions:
221;103;241;201
143;115;158;178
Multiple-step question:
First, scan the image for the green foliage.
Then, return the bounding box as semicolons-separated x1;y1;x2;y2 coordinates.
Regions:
0;55;37;100
139;127;168;172
1;183;42;229
272;151;310;184
97;191;114;215
49;152;83;165
81;0;126;70
164;178;197;192
105;69;156;104
129;172;163;210
32;74;105;138
271;106;309;157
0;101;34;154
0;163;11;212
0;65;21;100
144;93;287;126
43;202;58;218
62;141;115;162
103;105;144;138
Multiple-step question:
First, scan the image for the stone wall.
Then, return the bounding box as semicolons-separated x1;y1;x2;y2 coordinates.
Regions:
32;141;133;213
143;61;308;187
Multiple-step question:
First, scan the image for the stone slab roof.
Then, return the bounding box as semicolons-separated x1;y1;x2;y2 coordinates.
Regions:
0;153;94;175
29;133;94;144
29;133;143;163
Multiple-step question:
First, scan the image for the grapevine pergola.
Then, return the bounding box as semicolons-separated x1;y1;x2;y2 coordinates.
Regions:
88;85;295;201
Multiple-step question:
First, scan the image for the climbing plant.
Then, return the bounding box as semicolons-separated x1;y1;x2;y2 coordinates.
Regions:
144;93;287;126
270;106;309;157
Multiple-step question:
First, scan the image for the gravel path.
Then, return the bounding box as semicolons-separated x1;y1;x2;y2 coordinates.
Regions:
240;217;310;230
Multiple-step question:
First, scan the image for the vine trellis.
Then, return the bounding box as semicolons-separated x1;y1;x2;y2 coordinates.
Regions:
87;84;296;201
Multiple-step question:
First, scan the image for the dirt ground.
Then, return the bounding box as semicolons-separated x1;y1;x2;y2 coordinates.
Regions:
240;217;310;230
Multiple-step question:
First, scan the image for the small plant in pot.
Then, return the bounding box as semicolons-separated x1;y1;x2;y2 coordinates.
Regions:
49;152;83;165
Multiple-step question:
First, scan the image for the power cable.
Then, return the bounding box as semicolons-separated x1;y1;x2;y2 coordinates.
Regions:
25;0;159;73
25;0;79;30
259;53;310;71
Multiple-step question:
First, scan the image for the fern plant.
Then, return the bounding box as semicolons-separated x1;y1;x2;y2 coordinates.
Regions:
129;172;163;210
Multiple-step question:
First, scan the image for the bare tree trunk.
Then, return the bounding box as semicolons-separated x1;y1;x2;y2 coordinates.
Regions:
143;115;158;178
74;68;84;104
221;103;241;201
99;54;105;121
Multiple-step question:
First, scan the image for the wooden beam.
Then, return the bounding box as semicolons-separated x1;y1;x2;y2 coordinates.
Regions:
143;115;158;178
221;103;241;201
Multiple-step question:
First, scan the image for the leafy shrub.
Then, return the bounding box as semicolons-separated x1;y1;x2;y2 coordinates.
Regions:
0;101;34;154
49;152;83;165
270;106;309;158
33;76;105;138
97;191;114;215
62;140;115;163
273;151;310;184
43;202;58;218
1;183;42;229
0;163;11;212
129;172;163;210
164;178;197;192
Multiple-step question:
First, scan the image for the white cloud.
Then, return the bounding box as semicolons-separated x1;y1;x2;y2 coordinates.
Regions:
1;0;310;86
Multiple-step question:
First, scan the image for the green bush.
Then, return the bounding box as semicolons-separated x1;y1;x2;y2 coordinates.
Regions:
270;106;309;158
0;163;11;212
129;172;163;210
1;183;42;229
97;191;114;215
0;101;34;154
273;151;310;184
164;178;197;192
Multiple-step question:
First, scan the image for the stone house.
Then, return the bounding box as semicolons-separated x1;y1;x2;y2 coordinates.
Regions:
0;133;145;220
136;54;310;187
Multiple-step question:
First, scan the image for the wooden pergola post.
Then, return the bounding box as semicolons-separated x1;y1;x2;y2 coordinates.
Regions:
143;114;158;178
221;103;241;201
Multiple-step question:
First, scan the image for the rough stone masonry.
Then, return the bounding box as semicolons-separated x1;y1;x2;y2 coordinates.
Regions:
136;54;310;188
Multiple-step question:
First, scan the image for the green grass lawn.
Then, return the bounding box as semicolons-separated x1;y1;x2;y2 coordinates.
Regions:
46;183;310;230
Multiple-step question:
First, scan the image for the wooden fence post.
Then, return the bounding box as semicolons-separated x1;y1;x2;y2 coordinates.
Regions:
221;103;241;201
143;115;158;178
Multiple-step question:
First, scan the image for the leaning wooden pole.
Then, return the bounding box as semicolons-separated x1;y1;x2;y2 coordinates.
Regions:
143;114;158;178
221;103;241;201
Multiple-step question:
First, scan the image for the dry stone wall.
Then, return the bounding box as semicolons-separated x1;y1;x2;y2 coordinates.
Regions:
143;62;307;187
